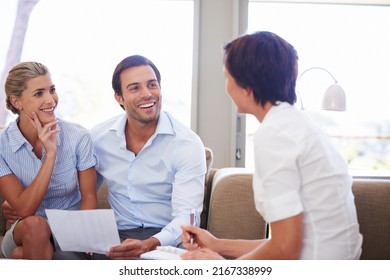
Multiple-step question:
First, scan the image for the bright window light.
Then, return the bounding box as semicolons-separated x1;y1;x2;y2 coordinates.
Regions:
0;0;194;129
247;1;390;177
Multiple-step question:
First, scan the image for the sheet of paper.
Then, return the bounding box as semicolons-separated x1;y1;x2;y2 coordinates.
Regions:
140;246;187;260
46;209;120;254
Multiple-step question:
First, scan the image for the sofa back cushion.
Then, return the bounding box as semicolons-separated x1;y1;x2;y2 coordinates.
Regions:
207;168;266;240
352;179;390;260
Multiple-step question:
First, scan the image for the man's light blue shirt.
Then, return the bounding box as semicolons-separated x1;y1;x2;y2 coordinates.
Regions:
90;111;206;246
0;119;96;218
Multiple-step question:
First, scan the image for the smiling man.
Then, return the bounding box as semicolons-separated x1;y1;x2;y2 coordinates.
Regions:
73;55;206;260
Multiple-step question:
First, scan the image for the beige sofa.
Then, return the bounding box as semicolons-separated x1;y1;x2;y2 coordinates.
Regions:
203;168;390;260
1;164;390;259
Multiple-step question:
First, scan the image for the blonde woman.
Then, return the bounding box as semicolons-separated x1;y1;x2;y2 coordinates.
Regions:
0;61;97;259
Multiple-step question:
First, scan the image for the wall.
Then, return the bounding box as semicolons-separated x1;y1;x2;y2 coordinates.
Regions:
194;0;248;168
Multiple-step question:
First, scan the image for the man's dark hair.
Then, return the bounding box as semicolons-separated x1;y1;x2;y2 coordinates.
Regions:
112;55;161;96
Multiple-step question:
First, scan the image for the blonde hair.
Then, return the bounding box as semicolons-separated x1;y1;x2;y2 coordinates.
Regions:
5;61;49;114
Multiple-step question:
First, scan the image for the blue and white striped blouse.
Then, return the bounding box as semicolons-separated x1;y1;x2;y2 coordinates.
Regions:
0;119;96;218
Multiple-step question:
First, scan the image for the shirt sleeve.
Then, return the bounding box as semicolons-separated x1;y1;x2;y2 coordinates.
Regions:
253;126;304;223
0;153;12;177
76;130;97;171
153;137;207;246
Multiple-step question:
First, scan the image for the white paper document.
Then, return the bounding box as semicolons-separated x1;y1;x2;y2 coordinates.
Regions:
46;209;120;254
140;246;187;260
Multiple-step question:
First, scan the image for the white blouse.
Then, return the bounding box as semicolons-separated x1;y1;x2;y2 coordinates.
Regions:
252;102;362;259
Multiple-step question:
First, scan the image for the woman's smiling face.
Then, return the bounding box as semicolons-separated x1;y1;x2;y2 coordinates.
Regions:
17;74;58;125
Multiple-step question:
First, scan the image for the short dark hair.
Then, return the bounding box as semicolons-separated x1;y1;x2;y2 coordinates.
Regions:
223;31;298;106
112;55;161;96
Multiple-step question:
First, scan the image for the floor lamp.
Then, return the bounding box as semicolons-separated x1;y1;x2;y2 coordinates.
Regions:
297;67;346;111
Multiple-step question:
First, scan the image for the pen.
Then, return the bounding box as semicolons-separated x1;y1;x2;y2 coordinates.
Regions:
190;209;195;245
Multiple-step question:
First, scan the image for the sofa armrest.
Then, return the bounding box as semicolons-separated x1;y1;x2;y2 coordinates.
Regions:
207;168;266;240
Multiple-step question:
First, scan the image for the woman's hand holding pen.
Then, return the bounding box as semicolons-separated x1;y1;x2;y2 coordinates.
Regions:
180;225;224;260
180;224;217;251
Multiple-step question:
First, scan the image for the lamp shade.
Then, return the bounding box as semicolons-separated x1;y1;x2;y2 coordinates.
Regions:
321;84;346;111
298;67;347;112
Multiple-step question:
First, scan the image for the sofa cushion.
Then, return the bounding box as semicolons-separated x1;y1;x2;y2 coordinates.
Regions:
204;147;214;186
207;168;266;240
200;148;214;228
352;179;390;260
97;180;111;209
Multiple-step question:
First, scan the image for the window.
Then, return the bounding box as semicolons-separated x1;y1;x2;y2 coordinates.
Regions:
246;0;390;176
0;0;194;129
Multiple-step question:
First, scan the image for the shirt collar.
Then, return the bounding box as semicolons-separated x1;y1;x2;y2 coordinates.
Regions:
262;102;292;123
110;113;128;137
9;118;62;153
109;111;175;137
9;121;26;153
155;111;175;136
